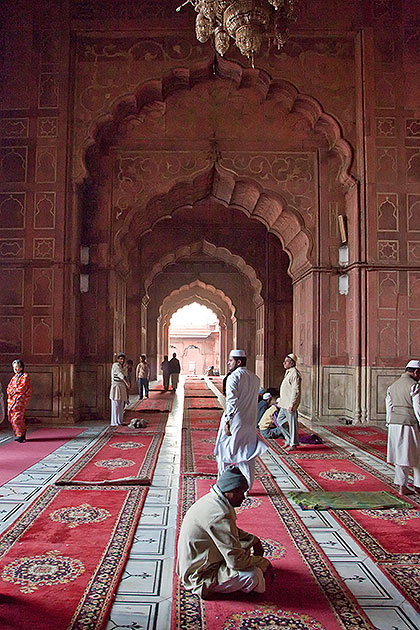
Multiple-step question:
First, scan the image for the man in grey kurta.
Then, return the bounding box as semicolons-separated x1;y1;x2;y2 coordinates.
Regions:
176;466;272;599
386;359;420;495
214;349;267;490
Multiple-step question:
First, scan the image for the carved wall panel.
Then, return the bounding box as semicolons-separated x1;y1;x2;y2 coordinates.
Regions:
33;238;55;259
0;193;25;229
32;268;53;307
0;147;27;183
408;272;420;310
376;117;395;137
34;193;56;229
32;316;53;355
377;239;399;261
407;148;420;183
35;147;57;183
0;118;29;138
377;193;398;231
407;194;420;231
378;319;398;358
376;147;397;182
408;319;420;357
378;271;399;309
406;119;420;138
0;316;22;354
37;117;58;138
408;241;420;262
0;239;24;258
0;268;24;307
38;72;59;109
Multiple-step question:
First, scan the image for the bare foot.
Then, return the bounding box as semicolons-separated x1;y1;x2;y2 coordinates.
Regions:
399;485;414;496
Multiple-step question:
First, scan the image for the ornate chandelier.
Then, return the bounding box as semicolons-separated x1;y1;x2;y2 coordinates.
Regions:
176;1;299;67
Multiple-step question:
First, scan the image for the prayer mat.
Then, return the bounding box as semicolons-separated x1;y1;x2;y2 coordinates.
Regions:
379;563;420;613
55;428;163;486
182;407;221;430
0;484;148;630
184;397;223;409
322;425;388;461
180;428;272;479
184;392;216;397
126;394;173;413
122;410;169;432
172;475;374;630
287;490;412;510
280;451;420;564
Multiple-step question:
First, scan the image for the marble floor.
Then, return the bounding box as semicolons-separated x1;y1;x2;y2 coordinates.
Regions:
0;378;419;630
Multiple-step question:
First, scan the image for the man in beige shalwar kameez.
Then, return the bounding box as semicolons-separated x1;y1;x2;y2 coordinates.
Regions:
176;466;273;599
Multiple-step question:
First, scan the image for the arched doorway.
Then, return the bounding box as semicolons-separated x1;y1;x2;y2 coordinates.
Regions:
168;303;220;376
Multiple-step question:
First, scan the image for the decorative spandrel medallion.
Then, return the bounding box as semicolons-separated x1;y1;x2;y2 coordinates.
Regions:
2;550;85;593
49;503;111;528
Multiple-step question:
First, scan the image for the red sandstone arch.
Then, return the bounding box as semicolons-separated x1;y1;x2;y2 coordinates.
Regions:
145;240;263;306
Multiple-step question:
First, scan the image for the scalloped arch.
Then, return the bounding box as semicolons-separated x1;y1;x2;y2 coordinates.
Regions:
159;280;236;328
78;56;355;188
145;240;263;306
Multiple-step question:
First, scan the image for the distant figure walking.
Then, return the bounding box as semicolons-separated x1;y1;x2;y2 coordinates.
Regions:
161;355;171;391
168;352;181;391
7;359;31;442
109;353;129;426
136;354;150;399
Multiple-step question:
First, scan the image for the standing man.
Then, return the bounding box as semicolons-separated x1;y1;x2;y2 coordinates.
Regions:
277;353;301;450
109;352;130;426
168;352;181;391
136;354;150;399
386;360;420;495
214;349;267;490
177;466;273;599
161;354;171;391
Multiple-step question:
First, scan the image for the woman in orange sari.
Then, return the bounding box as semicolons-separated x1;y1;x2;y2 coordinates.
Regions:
7;359;31;442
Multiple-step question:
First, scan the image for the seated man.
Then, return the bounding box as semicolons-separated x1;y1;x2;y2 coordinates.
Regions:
258;397;290;441
257;392;272;424
176;466;273;599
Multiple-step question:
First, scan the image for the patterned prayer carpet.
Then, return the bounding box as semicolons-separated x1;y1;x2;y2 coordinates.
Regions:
0;484;148;630
278;450;420;564
0;427;86;486
180;428;271;478
379;563;420;613
184;397;223;410
172;475;374;629
126;392;173;413
122;410;169;431
322;425;388;461
55;428;164;486
182;407;222;430
262;430;350;459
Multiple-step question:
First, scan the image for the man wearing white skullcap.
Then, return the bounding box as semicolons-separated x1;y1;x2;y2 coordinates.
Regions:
214;349;267;490
386;361;420;495
276;353;302;450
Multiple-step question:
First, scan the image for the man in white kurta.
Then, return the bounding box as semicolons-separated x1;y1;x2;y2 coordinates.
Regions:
214;349;267;490
109;353;129;426
386;359;420;495
176;466;272;599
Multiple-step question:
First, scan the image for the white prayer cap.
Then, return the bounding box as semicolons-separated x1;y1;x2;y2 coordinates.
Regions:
406;360;420;369
276;397;282;405
262;393;271;400
287;353;297;363
229;349;246;358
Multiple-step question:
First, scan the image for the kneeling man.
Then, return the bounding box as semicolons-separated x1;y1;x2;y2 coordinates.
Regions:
176;466;273;599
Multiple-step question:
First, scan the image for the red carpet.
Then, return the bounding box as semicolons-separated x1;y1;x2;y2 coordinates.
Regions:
180;428;270;478
127;394;173;412
182;407;221;430
0;427;85;486
380;563;420;613
323;425;388;461
184;397;223;409
0;484;148;630
279;450;420;564
172;476;373;629
55;428;164;485
262;430;349;458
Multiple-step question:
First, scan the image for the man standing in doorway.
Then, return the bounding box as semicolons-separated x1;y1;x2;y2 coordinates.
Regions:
386;360;420;495
214;349;267;491
277;353;301;450
161;355;171;391
168;352;181;391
